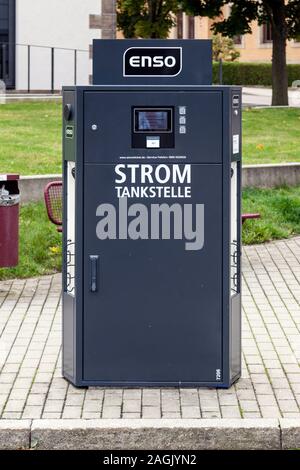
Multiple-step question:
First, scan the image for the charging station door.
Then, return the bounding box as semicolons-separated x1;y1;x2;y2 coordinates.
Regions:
82;91;224;386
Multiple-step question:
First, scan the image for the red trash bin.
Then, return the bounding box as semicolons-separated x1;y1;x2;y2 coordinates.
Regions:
0;174;20;268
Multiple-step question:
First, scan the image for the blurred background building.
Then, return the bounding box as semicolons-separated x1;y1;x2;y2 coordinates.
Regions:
0;1;299;91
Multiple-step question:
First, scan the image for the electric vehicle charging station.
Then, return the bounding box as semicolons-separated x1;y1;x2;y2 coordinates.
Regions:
62;39;242;388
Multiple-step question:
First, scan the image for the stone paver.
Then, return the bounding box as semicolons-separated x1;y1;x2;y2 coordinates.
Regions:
1;237;300;420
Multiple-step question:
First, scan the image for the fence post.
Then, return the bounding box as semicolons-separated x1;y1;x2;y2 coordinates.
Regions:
74;49;77;86
2;44;7;80
51;47;54;93
219;58;223;85
27;45;31;93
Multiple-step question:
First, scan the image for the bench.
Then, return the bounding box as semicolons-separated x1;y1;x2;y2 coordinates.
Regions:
44;181;63;233
242;213;261;225
44;181;261;231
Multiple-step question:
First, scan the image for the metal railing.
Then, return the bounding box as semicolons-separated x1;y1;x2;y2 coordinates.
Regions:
0;42;89;92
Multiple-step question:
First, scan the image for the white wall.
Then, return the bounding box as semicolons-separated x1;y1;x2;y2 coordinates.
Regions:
15;0;102;90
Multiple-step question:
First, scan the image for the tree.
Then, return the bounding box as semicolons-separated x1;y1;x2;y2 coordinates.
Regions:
117;0;180;38
117;1;300;105
182;0;300;106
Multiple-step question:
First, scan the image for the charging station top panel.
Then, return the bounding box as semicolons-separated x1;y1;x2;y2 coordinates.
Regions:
92;39;212;86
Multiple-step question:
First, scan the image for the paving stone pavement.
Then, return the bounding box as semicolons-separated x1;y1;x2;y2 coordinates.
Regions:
0;238;300;421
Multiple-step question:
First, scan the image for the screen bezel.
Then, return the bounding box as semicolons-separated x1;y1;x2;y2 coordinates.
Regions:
133;107;173;134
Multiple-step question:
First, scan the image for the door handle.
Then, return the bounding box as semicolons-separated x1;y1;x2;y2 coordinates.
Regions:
89;255;99;292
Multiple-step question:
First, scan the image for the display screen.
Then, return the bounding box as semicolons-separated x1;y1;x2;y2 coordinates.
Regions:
134;108;172;133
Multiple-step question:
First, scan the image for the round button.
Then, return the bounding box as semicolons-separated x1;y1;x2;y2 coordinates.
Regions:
64;104;73;121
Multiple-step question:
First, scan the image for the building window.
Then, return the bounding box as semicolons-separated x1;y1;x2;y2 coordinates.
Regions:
176;12;183;39
188;16;195;39
0;0;15;88
294;35;300;44
226;5;242;46
233;35;242;45
176;12;194;39
262;22;272;43
0;0;9;44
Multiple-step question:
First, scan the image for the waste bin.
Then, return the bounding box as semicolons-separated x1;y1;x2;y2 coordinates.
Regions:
0;174;20;267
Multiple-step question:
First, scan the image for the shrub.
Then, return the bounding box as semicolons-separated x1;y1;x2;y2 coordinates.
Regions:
212;62;300;87
212;34;240;62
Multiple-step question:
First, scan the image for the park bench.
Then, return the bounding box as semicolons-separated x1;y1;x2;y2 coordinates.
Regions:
44;181;260;232
44;181;63;233
242;213;261;224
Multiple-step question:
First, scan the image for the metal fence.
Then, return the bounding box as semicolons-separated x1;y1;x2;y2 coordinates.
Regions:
0;42;89;92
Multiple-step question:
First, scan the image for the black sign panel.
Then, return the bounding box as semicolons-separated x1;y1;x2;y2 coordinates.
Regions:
123;47;182;77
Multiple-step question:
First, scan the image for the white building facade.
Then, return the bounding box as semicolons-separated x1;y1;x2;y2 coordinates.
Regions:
1;0;116;91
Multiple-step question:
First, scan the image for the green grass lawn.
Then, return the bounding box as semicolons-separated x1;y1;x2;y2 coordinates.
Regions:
242;186;300;244
243;107;300;164
0;102;300;174
0;101;62;175
1;186;300;280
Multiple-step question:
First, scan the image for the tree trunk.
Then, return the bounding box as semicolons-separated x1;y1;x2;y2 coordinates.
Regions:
149;0;158;37
272;29;288;105
269;1;288;106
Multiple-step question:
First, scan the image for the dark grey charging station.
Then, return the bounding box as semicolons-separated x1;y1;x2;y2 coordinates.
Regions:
62;39;242;388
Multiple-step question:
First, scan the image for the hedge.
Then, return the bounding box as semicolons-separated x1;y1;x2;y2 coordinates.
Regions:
212;62;300;87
